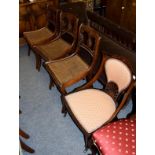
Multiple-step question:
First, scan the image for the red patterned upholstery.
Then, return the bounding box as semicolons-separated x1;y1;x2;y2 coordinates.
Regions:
92;117;136;155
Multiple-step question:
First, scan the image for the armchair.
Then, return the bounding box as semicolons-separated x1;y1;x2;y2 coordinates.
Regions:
33;11;79;71
61;54;136;149
45;24;101;94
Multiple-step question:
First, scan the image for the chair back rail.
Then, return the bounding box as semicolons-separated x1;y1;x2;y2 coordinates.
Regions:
76;24;102;76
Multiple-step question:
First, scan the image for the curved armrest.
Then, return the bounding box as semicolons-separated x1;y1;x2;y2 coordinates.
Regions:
61;69;91;94
45;52;77;65
73;54;107;92
35;33;61;46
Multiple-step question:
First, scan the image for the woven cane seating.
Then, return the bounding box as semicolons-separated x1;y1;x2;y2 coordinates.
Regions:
45;24;101;94
61;54;136;149
23;6;60;56
46;55;89;87
33;11;79;71
36;38;72;61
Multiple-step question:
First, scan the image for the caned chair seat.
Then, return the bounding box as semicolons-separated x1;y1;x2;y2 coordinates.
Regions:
23;27;54;46
46;55;89;86
35;39;72;61
65;89;116;133
92;117;136;155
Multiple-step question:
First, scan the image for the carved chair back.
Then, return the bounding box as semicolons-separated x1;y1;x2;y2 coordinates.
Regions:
60;12;79;45
77;24;101;73
46;5;61;33
103;55;134;102
30;2;49;29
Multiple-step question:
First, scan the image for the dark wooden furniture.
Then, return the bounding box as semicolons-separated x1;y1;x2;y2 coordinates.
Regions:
93;0;107;16
61;54;135;149
68;0;94;11
19;109;35;153
60;2;88;24
23;6;61;56
59;3;136;73
87;11;136;110
19;129;35;153
33;12;79;71
45;24;101;95
19;0;58;37
105;0;136;33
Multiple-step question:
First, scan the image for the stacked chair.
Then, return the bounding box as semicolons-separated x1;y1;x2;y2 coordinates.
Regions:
23;5;136;154
45;24;101;94
24;7;79;71
24;5;61;56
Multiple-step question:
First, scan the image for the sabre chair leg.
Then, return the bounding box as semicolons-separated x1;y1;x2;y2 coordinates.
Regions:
35;54;41;71
28;46;31;56
19;129;30;139
88;145;99;155
61;104;67;117
84;134;92;152
49;77;54;89
20;138;35;153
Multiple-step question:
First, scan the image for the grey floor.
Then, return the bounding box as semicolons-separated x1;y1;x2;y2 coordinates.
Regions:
19;45;132;155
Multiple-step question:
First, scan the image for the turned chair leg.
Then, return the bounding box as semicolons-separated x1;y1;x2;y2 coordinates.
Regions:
20;138;35;153
19;129;30;139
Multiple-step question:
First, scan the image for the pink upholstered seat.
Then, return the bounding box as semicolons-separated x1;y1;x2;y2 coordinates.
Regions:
92;117;136;155
65;89;116;133
62;55;135;149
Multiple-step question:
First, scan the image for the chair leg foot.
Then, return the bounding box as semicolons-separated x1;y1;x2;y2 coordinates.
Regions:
49;77;54;89
28;46;31;56
35;54;41;71
19;129;30;139
84;134;92;150
20;138;35;153
61;104;67;117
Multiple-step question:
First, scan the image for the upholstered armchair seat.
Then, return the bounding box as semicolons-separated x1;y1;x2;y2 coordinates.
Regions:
35;39;72;61
23;27;54;46
65;89;116;133
46;55;89;86
92;117;136;155
61;54;136;149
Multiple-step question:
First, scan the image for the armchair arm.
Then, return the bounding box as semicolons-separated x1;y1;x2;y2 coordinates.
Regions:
35;33;61;46
61;69;91;95
73;54;107;92
45;52;77;65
